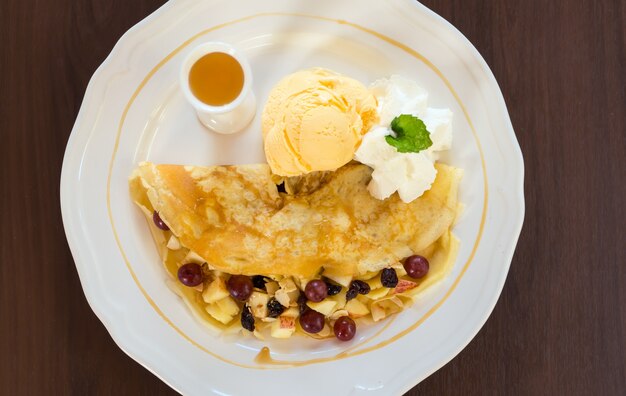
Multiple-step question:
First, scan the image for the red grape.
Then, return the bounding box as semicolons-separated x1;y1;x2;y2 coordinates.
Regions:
152;211;169;231
177;263;203;287
299;309;325;334
304;280;328;302
227;275;253;301
403;255;430;279
333;316;356;341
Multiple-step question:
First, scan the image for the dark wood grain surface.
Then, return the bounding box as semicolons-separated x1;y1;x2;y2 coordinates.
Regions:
1;0;624;394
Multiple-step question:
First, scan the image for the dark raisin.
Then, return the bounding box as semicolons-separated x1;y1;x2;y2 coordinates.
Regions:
326;282;342;296
276;182;286;193
351;280;370;295
381;268;399;288
267;297;285;318
241;305;255;331
345;287;358;301
298;293;308;314
252;275;267;290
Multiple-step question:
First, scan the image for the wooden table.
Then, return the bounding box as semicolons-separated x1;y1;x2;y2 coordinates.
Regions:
1;0;624;394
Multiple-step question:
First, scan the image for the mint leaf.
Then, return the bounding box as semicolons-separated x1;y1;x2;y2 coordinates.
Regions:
385;114;433;153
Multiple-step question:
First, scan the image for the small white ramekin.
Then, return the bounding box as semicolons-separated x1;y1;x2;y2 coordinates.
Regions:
179;42;256;134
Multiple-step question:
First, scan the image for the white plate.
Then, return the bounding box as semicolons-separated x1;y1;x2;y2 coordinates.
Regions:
60;0;524;394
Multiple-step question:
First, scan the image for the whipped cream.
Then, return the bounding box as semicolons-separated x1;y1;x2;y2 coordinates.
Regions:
355;75;453;202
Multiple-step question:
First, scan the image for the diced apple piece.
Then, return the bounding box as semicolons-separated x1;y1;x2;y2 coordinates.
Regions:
293;277;308;290
328;290;347;309
306;300;337;316
270;316;296;338
216;296;240;317
329;309;349;321
165;247;187;270
278;277;297;292
166;235;181;250
323;273;352;287
393;279;418;294
274;278;298;307
265;281;279;296
184;250;206;264
253;320;271;332
286;289;300;306
345;299;370;319
205;303;234;324
394;265;408;277
281;307;300;318
249;291;269;318
202;277;230;303
274;289;291;307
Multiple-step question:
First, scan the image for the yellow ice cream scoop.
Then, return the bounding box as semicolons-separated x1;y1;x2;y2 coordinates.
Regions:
262;68;378;176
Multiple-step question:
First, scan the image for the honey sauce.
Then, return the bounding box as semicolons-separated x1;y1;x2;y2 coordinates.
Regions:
188;52;244;106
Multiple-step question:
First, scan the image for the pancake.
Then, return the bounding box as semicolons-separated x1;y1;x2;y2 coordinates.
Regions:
129;162;461;278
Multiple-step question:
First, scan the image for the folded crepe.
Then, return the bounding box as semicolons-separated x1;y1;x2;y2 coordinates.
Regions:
129;162;461;278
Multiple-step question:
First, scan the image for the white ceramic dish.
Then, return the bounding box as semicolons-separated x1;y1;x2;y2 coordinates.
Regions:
60;0;524;394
